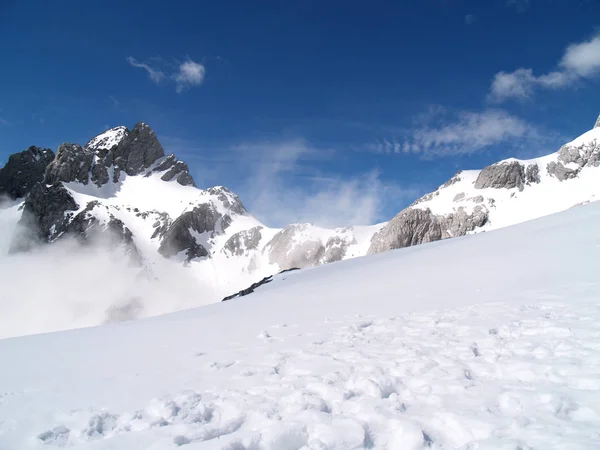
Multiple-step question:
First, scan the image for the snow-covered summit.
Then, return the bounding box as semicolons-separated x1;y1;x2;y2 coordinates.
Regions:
85;126;129;151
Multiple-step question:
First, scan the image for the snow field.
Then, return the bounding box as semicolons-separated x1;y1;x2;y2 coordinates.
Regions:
25;299;600;449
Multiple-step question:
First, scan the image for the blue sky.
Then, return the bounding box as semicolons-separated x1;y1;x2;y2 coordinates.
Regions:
1;0;600;227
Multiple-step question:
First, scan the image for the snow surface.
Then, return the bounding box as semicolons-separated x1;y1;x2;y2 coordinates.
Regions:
1;201;599;449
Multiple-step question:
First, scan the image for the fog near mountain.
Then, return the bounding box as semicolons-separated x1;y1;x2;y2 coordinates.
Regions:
0;210;209;339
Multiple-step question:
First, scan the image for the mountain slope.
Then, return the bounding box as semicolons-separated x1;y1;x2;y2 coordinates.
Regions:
369;125;600;254
1;200;599;449
0;120;599;338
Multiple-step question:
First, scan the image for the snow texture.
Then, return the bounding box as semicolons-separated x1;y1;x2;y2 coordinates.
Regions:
1;201;599;449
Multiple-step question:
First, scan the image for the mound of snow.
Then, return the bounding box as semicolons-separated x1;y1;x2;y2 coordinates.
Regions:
1;201;599;448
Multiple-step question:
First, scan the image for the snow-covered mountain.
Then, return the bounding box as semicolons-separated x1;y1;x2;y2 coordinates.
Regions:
369;121;600;254
0;119;599;335
1;198;599;449
0;123;382;305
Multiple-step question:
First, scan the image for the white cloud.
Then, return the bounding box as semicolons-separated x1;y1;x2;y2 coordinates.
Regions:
490;34;600;102
464;14;476;25
560;35;600;77
224;139;418;227
126;56;165;83
175;60;206;93
0;117;9;126
127;57;205;93
398;109;539;156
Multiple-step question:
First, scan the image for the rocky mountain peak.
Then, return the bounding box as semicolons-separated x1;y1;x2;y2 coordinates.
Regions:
0;146;55;200
595;114;600;129
112;122;165;178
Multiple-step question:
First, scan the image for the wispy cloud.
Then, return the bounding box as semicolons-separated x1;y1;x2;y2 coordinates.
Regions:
464;14;476;25
0;117;9;126
126;56;165;83
234;140;416;227
176;138;418;227
489;34;600;102
175;60;206;93
372;109;544;157
126;56;206;93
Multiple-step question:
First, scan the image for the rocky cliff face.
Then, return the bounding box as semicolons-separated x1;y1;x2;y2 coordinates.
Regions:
0;146;54;200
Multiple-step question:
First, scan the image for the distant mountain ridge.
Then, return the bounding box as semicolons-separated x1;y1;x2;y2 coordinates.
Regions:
1;118;599;301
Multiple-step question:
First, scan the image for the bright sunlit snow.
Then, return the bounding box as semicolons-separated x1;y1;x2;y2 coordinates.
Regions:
1;201;599;449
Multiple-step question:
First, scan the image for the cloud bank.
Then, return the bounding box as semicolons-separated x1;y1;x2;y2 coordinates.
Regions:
0;204;214;340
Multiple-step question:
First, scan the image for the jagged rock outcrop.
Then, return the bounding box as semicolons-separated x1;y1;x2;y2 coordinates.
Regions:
265;225;325;270
546;161;578;181
207;186;247;215
223;227;263;257
9;183;78;252
222;268;300;301
45;143;94;185
368;206;488;255
525;164;540;184
0;146;54;200
475;161;526;191
113;122;165;178
595;114;600;129
322;236;350;263
158;204;224;260
152;154;195;187
65;202;142;263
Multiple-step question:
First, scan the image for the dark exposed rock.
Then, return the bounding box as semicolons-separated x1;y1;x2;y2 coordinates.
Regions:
207;186;247;215
368;209;442;254
222;275;274;301
475;161;526;191
150;212;171;240
441;171;463;188
153;154;196;187
223;226;263;257
113;122;165;178
556;140;600;169
546;161;579;181
525;164;540;184
9;183;78;252
0;146;55;200
45;143;93;185
158;204;221;260
453;193;465;202
90;147;114;186
368;206;488;255
322;236;349;263
222;268;300;301
65;203;142;263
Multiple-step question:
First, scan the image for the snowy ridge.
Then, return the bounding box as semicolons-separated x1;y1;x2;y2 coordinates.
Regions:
406;126;600;232
1;201;599;449
85;126;128;151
